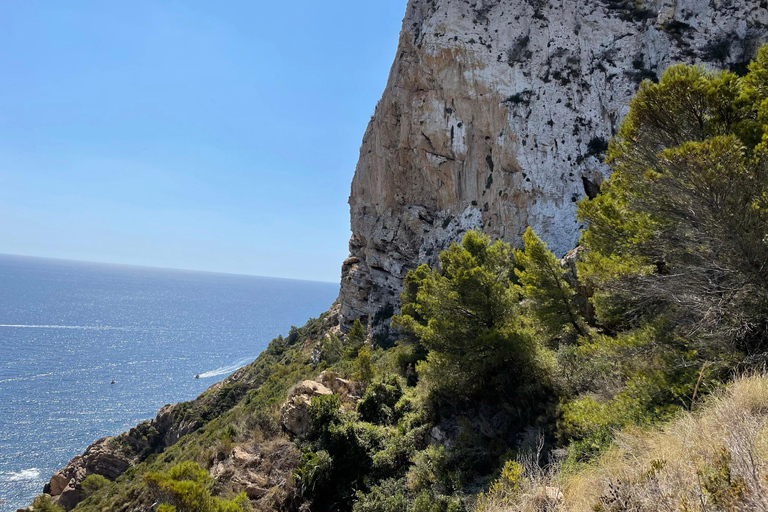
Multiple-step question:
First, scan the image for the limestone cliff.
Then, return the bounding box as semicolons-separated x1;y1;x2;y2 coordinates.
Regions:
339;0;768;338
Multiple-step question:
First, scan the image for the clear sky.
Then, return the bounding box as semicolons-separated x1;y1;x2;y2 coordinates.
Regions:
0;1;406;283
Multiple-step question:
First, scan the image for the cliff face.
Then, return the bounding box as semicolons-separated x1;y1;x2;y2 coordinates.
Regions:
339;0;768;338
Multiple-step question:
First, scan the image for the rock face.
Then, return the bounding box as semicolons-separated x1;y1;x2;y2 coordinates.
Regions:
339;0;768;338
44;437;133;510
209;439;300;510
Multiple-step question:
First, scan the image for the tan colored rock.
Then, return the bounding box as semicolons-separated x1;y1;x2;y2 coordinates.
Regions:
316;370;363;399
44;437;132;510
280;381;333;438
47;473;69;497
339;0;768;339
546;486;564;502
245;484;268;499
232;446;257;466
293;380;333;397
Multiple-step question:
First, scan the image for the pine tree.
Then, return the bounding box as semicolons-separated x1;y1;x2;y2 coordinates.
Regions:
578;59;768;351
320;333;343;364
513;227;586;341
393;230;538;401
345;318;367;357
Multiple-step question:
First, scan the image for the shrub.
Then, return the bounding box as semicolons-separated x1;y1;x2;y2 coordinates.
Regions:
371;424;429;479
411;491;464;512
346;319;367;357
80;474;110;497
294;450;333;498
320;333;343;364
143;461;250;512
352;478;410;512
358;374;404;425
356;346;375;384
407;445;450;495
478;460;524;507
31;495;64;512
308;394;342;440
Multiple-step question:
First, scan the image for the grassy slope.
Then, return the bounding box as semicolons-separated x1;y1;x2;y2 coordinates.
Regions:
479;375;768;512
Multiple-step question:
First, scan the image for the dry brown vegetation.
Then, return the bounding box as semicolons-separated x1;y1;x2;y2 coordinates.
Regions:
478;375;768;512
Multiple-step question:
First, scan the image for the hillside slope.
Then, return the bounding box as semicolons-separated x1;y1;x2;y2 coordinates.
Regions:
478;375;768;512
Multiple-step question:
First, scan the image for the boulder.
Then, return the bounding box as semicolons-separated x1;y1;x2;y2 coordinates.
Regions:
316;371;363;399
280;381;333;438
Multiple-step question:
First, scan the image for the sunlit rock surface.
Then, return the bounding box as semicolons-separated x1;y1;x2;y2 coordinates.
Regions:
340;0;768;338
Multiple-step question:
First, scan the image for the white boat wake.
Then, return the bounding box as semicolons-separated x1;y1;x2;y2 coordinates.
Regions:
197;357;252;379
0;324;128;331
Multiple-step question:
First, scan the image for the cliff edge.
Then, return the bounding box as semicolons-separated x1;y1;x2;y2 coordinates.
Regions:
339;0;768;339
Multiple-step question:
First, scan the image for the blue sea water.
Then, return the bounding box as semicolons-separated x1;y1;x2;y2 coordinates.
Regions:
0;254;338;511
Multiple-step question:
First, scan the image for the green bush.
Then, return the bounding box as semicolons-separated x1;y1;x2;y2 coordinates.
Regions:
321;333;343;364
31;495;64;512
294;450;333;498
406;445;449;495
355;346;375;384
80;474;110;497
308;394;342;440
345;319;367;357
353;478;410;512
358;374;403;425
371;425;428;479
143;461;250;512
411;491;464;512
393;231;540;405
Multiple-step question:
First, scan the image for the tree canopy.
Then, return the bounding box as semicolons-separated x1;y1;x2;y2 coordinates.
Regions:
578;54;768;354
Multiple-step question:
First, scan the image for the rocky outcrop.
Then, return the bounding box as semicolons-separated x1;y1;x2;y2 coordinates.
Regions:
316;370;364;400
280;373;363;438
38;309;342;511
41;401;201;510
280;380;333;438
210;439;300;511
339;0;768;338
43;437;133;510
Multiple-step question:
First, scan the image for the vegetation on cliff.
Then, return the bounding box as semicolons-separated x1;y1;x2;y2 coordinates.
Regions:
47;42;768;512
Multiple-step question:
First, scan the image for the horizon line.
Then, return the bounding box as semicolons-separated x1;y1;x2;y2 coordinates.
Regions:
0;252;341;285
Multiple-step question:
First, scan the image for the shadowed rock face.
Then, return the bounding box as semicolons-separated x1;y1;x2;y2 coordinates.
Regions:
339;0;768;339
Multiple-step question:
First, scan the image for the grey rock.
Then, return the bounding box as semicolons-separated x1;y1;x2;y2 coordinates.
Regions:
339;0;768;339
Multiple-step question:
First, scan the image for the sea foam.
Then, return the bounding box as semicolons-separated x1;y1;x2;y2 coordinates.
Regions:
0;468;41;482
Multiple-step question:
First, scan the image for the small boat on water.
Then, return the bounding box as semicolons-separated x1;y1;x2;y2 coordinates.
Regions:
110;380;115;385
195;374;200;379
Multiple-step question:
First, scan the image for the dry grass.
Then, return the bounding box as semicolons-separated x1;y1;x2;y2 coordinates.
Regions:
478;375;768;512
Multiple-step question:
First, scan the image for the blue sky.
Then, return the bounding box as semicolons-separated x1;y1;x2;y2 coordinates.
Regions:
0;1;406;283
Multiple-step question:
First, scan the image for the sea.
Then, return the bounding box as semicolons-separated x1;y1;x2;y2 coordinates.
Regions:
0;254;338;511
